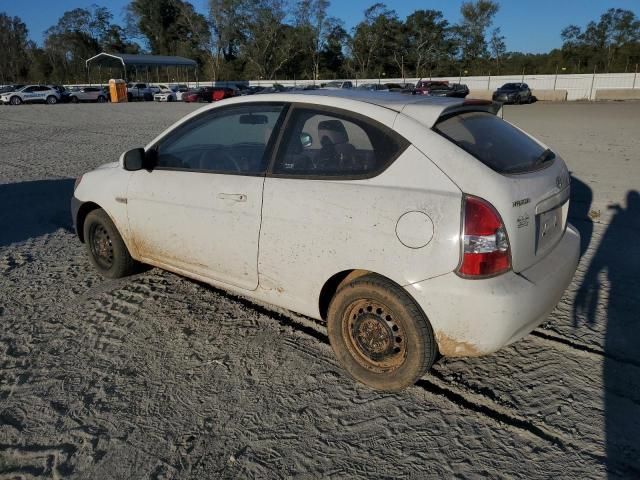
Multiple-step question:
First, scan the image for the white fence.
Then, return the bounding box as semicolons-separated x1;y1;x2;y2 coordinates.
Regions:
24;72;639;101
236;72;639;101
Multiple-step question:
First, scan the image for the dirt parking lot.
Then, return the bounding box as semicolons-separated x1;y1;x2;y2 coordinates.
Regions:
1;100;639;479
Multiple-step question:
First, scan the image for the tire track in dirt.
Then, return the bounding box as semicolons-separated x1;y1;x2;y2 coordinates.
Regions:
208;292;612;464
532;328;640;369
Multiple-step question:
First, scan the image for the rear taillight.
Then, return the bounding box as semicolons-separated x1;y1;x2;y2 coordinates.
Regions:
458;195;511;277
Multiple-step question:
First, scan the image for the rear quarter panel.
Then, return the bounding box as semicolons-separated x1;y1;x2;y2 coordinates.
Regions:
258;145;462;319
394;113;571;272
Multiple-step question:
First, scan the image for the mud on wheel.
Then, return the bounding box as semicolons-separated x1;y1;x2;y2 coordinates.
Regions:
83;208;138;278
327;273;438;391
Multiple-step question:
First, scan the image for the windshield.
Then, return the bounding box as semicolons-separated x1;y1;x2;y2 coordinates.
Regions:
435;111;551;174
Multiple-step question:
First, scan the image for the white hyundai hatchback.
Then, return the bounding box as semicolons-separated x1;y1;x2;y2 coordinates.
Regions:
72;91;580;391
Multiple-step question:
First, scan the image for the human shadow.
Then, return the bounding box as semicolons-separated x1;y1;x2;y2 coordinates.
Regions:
568;174;593;258
0;179;74;247
573;191;640;477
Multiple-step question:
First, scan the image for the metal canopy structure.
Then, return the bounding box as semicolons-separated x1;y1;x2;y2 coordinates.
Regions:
85;53;198;85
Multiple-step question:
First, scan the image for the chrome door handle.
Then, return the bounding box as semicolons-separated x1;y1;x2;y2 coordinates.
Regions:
217;193;247;202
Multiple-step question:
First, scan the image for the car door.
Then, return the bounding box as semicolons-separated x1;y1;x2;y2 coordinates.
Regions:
126;102;288;290
21;86;38;102
84;87;98;100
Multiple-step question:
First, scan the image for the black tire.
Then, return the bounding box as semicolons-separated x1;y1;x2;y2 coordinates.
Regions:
46;95;58;105
71;96;79;103
127;92;133;102
10;96;22;105
97;95;106;103
84;209;138;278
327;273;437;391
167;95;173;102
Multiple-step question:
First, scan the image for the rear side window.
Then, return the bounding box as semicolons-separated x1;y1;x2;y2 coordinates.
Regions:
434;112;551;174
273;107;408;178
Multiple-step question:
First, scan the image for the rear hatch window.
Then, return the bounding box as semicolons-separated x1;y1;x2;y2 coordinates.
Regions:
434;111;553;174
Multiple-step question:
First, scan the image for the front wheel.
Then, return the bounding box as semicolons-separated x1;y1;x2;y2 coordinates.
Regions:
46;95;58;104
327;274;437;391
10;96;22;105
84;209;138;278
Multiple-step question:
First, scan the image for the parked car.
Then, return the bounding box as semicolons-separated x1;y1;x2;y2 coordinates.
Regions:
493;83;533;104
183;86;236;103
69;86;108;103
127;83;159;101
153;84;185;102
49;85;72;103
384;83;414;93
0;85;61;105
232;84;255;95
430;83;470;98
72;91;579;391
413;80;451;95
183;87;213;103
0;84;25;95
324;80;353;89
357;83;389;91
212;87;237;101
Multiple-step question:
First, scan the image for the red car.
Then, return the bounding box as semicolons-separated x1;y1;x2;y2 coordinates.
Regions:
413;80;450;96
183;86;236;103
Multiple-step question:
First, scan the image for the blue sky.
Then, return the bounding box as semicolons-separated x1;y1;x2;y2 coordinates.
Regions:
3;0;639;54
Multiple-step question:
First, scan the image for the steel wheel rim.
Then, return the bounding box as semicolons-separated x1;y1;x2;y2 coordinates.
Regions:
90;223;114;269
342;299;407;373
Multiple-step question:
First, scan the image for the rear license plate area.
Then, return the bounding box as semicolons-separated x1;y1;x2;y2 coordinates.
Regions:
535;206;564;253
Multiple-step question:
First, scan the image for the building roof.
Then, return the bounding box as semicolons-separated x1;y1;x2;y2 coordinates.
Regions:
86;53;197;68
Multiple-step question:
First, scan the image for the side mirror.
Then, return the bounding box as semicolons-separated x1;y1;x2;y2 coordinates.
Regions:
122;148;145;171
300;132;313;148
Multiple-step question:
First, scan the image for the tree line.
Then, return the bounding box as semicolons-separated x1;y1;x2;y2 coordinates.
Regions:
1;0;639;85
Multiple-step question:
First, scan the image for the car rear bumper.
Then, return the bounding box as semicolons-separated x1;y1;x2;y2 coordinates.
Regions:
405;224;580;357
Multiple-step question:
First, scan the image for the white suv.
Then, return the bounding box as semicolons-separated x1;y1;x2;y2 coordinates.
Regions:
72;91;580;391
0;85;60;105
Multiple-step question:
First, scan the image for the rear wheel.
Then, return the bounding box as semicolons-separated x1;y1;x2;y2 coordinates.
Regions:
10;96;22;105
46;95;57;105
97;95;106;103
84;209;138;278
327;274;437;391
71;96;79;103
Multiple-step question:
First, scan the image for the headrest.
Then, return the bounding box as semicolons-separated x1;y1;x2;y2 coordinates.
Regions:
318;119;349;145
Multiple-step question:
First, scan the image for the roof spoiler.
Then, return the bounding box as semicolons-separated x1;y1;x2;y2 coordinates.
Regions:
437;100;502;123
